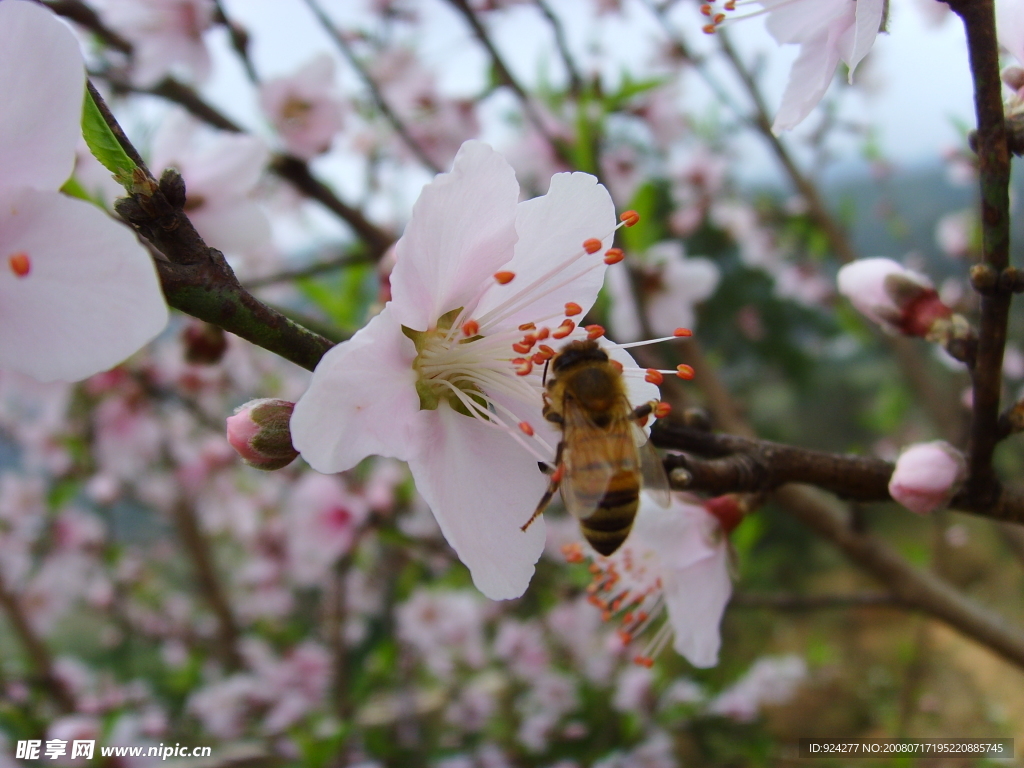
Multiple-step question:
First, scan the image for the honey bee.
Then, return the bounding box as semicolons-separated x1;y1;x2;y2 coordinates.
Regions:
521;339;670;556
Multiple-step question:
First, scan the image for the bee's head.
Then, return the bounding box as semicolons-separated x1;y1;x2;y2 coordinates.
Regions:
550;339;608;375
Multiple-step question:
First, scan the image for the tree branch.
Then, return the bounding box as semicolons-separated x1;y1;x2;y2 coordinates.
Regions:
948;0;1013;503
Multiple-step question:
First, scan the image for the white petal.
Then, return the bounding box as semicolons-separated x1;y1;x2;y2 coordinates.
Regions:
764;0;851;45
632;499;731;668
408;403;548;600
772;31;843;132
473;171;616;329
663;546;731;668
606;262;644;343
188;200;273;257
844;0;885;77
0;190;167;382
291;306;422;473
0;1;84;191
390;141;520;330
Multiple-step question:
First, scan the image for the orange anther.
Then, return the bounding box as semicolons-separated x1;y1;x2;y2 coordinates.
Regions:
673;327;693;337
654;402;672;418
537;344;555;358
518;322;536;331
551;465;564;483
583;238;603;254
702;23;716;33
676;364;695;380
512;358;533;376
725;0;736;8
644;369;664;385
512;340;534;354
700;3;712;15
604;248;625;265
564;302;583;316
535;326;550;340
618;630;634;644
461;319;479;336
518;421;535;436
585;324;605;340
8;252;30;277
714;12;725;22
634;656;655;668
552;319;575;339
494;271;515;284
619;210;640;227
531;352;546;365
610;359;624;373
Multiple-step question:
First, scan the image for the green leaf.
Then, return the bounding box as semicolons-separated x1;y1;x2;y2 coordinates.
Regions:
81;86;136;186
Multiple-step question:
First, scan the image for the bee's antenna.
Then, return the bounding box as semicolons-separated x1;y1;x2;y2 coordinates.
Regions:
542;358;551;386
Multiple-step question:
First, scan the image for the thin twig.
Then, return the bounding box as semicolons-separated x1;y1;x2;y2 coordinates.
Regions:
171;501;243;671
534;0;584;96
0;572;75;712
299;0;442;173
446;0;572;165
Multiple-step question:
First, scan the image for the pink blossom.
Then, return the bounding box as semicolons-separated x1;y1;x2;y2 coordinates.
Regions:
396;588;488;678
936;209;976;258
705;0;886;131
259;54;346;161
707;654;808;721
291;141;659;599
888;440;966;515
285;473;369;586
567;493;732;668
0;2;166;383
97;0;215;87
606;241;719;342
837;257;952;337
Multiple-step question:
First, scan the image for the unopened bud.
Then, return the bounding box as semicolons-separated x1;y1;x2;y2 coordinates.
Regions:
226;399;298;470
182;321;228;365
703;494;746;534
888;440;966;515
837;258;952;337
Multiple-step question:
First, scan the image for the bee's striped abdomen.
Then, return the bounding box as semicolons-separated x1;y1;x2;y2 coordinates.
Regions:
579;470;640;556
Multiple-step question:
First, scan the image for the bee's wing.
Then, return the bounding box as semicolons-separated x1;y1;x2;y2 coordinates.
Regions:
560;398;638;522
633;421;670;508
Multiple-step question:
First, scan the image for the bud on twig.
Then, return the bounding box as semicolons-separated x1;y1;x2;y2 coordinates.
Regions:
888;441;966;515
226;399;299;470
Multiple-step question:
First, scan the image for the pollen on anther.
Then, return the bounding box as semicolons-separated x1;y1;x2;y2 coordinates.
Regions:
494;270;516;285
537;344;555;359
552;319;575;339
645;369;664;385
8;252;30;278
654;402;672;418
620;210;640;227
518;421;535;436
583;238;603;254
564;302;583;316
535;326;550;340
518;322;536;331
673;327;693;337
676;364;695;380
461;319;479;336
585;325;605;340
513;339;535;354
512;358;533;376
604;248;625;265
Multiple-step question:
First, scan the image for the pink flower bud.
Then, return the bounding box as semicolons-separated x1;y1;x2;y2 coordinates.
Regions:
888;440;966;515
837;258;952;337
704;494;744;534
226;399;299;470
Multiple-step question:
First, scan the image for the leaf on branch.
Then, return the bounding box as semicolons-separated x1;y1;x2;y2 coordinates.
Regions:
81;85;136;186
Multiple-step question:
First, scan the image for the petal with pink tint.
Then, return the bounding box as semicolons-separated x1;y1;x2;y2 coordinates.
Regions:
390;141;520;331
845;0;885;76
0;189;167;382
473;172;615;329
408;403;548;600
291;306;422;473
772;30;843;132
0;1;84;192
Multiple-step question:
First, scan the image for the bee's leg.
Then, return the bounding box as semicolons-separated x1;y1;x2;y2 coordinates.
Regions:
522;442;565;531
631;401;655;422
